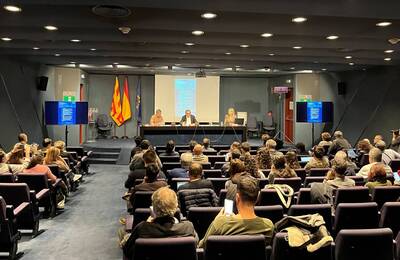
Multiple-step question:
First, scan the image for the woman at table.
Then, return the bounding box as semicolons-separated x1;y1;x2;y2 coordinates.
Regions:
224;107;237;126
149;109;165;126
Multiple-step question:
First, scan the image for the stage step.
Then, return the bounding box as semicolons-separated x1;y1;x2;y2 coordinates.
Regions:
86;147;121;153
88;158;118;164
91;152;120;159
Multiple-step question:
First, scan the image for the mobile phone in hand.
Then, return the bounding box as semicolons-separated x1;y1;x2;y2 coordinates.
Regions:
394;172;400;182
224;199;234;215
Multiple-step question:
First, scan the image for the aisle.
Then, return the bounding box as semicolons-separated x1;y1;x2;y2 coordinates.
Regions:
16;165;127;260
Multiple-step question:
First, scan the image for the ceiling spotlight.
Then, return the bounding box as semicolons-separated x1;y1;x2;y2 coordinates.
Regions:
321;68;327;71
384;49;394;53
290;67;296;70
326;35;339;40
293;46;302;49
118;26;132;34
185;42;195;46
181;50;189;54
201;12;217;19
113;62;119;65
54;53;61;57
192;30;204;36
90;48;97;51
70;39;81;43
261;33;273;38
44;25;58;31
175;63;181;66
349;62;355;66
225;52;231;55
269;53;275;56
240;44;249;48
4;5;22;12
205;64;211;67
69;61;76;64
376;21;392;27
235;65;241;68
32;47;40;50
384;58;392;61
1;37;12;41
388;38;400;45
345;56;352;59
292;17;307;23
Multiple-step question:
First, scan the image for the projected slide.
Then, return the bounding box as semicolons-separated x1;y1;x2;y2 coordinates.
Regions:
175;79;196;117
58;102;76;125
307;102;322;123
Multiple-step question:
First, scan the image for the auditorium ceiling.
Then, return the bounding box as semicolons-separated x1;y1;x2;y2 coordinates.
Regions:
0;0;400;75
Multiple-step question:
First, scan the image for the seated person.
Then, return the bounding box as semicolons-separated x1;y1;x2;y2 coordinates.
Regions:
180;140;197;162
365;163;392;193
240;142;264;178
192;144;209;164
7;144;30;174
44;147;70;172
265;139;283;159
224;107;237;126
130;136;143;159
304;146;330;173
169;154;192;179
54;140;77;166
328;131;352;156
225;159;247;190
16;133;31;158
375;140;400;166
268;154;297;182
329;151;357;176
285;150;301;170
198;176;274;248
223;141;241;161
295;142;309;156
356;139;373;166
130;140;162;171
41;137;53;152
159;140;179;157
357;148;393;178
149;109;165;126
122;187;198;259
373;134;384;146
202;138;215;152
324;162;355;188
23;153;58;183
318;132;332;147
0;150;10;174
221;149;242;176
180;110;198;126
390;129;400;152
178;163;213;191
256;146;272;170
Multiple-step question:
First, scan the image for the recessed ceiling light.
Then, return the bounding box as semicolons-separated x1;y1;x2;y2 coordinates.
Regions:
322;68;327;71
44;25;58;31
70;39;81;43
240;44;249;48
292;17;307;23
192;30;204;36
32;47;40;50
293;46;302;49
349;62;355;66
185;42;195;46
235;65;241;68
225;52;231;55
181;50;189;54
345;56;352;59
205;64;211;67
290;67;296;70
269;53;275;56
201;12;217;19
113;62;119;65
384;50;394;53
175;64;181;66
90;48;97;51
4;5;22;12
69;61;76;64
326;35;339;40
261;33;273;38
384;58;392;61
376;21;392;27
54;53;61;57
1;37;12;41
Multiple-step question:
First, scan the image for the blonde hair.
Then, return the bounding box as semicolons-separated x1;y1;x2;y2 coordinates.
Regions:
152;187;178;218
54;140;66;151
45;147;60;164
228;108;236;116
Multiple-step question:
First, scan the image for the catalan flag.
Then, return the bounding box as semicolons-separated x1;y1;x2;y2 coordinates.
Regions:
110;76;123;126
121;77;132;122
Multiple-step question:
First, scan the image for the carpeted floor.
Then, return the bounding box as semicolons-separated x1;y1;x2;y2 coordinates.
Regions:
13;165;128;260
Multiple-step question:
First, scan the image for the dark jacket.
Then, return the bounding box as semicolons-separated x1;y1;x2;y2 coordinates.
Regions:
159;151;179;157
123;216;198;259
129;180;168;206
168;168;188;179
125;170;167;189
177;188;219;215
177;179;214;191
180;115;198;125
328;137;352;155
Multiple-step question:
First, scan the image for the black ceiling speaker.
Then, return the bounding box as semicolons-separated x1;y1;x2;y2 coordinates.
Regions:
37;76;48;91
338;82;346;95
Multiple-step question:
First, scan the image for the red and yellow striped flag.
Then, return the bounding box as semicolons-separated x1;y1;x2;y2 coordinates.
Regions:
121;77;132;122
110;77;123;126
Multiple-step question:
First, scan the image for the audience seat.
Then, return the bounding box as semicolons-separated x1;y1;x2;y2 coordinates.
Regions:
371;185;400;209
133;237;197;260
162;162;182;172
271;231;331;260
288;204;332;231
178;189;218;216
218;189;227;206
379;202;400;237
258;179;269;190
294;169;306;183
333;202;379;236
273;177;302;192
254;205;284;224
187;207;222;239
130;191;153;212
396;231;400;260
296;188;311;204
0;183;40;235
204;235;267;260
170;178;189;191
0;196;21;259
304;177;325;187
203;150;217;156
203;170;222;179
207;156;225;167
333;228;393;260
389;159;400;172
309;168;330;177
258;189;289;209
333;187;370;207
261;169;271;176
212;145;230;152
201;163;212;169
0;173;15;183
213;162;225;170
159;156;180;163
348;175;365;186
208;178;228;195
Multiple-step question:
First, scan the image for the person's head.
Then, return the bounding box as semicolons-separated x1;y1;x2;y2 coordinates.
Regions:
193;144;203;156
0;150;6;163
373;135;384;145
185;110;191;117
151;187;178;219
334;131;344;139
230;149;242;160
266;139;277;150
145;163;160;182
181;153;192;170
8;144;25;164
140;139;151;150
375;140;386;152
143;149;157;165
241;142;251;153
321;132;331;142
257;148;272;169
369;148;382;163
230;141;241;151
18;133;28;143
156;109;162;116
45;147;60;162
236;176;259;208
229;159;245;177
357;139;372;153
202;138;210;149
312;146;325;159
295;142;306;153
285;151;298;165
261;134;271;145
333;150;348;164
189;140;198;152
54;140;66;152
368;163;387;183
333;162;347;178
165;140;175;153
267;110;273;117
27;153;45;169
188;163;203;180
228;108;236;116
134;136;143;146
42;138;52;148
272;154;286;170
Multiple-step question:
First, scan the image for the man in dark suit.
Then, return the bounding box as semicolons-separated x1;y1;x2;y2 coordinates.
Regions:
180;110;198;126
